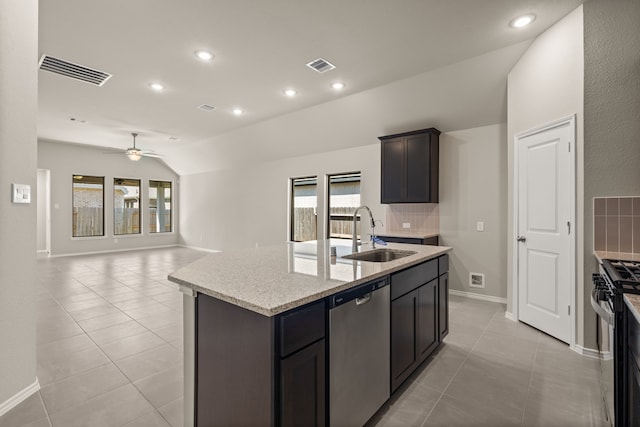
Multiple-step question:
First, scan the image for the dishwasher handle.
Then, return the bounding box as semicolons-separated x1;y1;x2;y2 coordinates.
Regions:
356;293;372;306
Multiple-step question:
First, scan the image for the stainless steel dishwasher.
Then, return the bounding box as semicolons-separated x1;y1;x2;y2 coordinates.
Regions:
329;277;390;427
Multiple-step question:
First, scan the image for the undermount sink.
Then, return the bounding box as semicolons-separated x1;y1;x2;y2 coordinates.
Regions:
341;248;417;263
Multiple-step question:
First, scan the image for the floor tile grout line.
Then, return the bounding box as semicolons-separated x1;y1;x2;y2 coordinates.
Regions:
37;390;54;427
519;332;542;426
37;257;187;426
420;305;501;426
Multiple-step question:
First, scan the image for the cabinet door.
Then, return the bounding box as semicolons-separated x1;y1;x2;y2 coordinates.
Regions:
417;279;439;362
439;273;449;339
391;290;416;392
381;137;405;203
405;133;431;202
280;339;326;427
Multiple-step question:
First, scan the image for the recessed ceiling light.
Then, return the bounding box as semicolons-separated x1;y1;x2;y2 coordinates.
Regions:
149;82;165;91
510;14;536;28
232;108;244;116
195;50;214;61
331;82;345;90
284;89;297;97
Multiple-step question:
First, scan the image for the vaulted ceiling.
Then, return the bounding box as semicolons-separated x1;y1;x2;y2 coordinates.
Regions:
38;0;584;174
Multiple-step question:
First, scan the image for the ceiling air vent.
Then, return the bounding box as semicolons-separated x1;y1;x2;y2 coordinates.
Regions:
306;58;336;73
197;104;216;112
38;55;112;86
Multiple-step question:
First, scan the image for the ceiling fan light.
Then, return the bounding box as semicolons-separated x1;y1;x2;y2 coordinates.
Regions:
127;151;142;161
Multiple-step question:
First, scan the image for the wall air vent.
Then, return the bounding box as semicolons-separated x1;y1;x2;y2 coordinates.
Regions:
38;55;112;86
305;58;336;73
197;104;216;111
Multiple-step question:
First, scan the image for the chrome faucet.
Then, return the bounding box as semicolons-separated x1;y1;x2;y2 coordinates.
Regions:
352;206;376;253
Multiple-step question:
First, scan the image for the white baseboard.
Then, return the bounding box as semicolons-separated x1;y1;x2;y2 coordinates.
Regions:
178;244;221;253
504;311;516;321
449;289;507;305
49;244;180;258
0;379;40;417
572;344;610;360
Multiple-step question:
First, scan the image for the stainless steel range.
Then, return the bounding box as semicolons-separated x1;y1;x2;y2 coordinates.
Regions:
592;259;640;426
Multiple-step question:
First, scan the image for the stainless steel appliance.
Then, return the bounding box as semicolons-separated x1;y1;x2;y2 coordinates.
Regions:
592;259;640;426
329;278;390;427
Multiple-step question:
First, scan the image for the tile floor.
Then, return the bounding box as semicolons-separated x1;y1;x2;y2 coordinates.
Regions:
1;247;607;426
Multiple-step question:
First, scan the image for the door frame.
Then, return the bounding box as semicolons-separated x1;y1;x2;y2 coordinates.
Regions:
37;168;52;255
511;115;576;348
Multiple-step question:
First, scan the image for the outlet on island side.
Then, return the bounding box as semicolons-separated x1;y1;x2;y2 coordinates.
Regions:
402;223;411;229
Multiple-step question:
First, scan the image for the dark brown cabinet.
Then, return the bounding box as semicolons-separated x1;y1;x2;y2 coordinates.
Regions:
417;280;439;360
280;339;325;427
195;295;326;427
379;128;440;204
390;258;440;392
278;301;326;427
438;255;449;340
438;272;449;339
390;279;439;392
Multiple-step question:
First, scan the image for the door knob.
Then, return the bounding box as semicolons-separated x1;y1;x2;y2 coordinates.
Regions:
517;236;526;242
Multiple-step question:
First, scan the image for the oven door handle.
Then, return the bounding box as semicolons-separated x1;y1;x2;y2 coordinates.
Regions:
590;287;614;325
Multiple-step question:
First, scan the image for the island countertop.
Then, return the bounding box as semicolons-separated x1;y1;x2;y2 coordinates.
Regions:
168;240;451;317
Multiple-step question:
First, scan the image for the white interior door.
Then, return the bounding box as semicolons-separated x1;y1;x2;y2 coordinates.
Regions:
516;118;574;343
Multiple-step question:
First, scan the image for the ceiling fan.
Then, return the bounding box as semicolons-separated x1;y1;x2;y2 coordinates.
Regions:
107;133;164;161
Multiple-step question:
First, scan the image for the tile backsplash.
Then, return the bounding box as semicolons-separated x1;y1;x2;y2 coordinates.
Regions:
385;204;439;234
594;196;640;253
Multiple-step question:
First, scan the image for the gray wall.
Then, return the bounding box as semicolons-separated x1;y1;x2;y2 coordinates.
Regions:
179;125;509;302
506;6;585;343
38;140;179;256
583;0;640;348
0;0;38;408
440;124;508;299
179;144;383;252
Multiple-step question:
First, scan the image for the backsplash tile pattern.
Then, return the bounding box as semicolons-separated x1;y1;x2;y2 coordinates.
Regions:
385;204;439;234
594;196;640;253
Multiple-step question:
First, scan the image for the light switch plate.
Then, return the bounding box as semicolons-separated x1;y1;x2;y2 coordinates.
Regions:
476;221;484;232
12;183;31;204
402;223;411;229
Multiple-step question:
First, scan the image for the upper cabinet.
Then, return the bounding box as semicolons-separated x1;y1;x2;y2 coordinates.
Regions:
379;128;440;204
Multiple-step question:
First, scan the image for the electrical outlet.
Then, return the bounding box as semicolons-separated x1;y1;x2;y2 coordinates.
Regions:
470;272;485;288
402;223;411;229
476;221;485;232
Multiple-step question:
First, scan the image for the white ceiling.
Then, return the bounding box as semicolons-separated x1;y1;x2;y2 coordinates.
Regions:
38;0;584;174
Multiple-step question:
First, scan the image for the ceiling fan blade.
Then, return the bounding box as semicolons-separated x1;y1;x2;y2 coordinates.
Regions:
143;153;164;158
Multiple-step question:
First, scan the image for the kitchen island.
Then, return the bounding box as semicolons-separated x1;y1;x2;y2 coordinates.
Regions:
169;240;450;426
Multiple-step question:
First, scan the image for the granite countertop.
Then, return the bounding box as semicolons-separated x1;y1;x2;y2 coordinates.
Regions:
625;294;640;323
376;231;439;239
168;240;451;317
595;251;640;263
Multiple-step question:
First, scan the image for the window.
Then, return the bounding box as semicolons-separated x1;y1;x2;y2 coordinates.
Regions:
290;177;318;242
114;178;141;235
149;180;172;233
327;172;361;240
72;175;104;237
